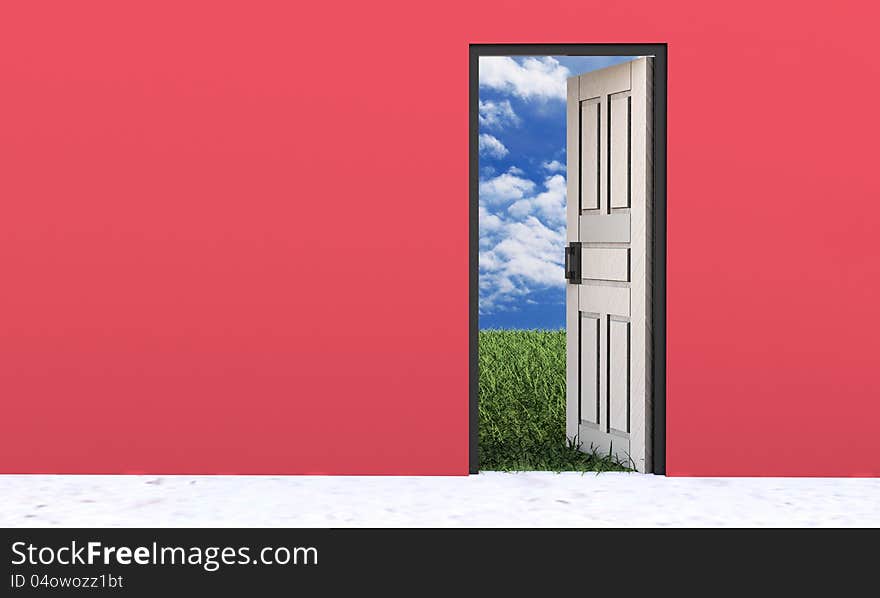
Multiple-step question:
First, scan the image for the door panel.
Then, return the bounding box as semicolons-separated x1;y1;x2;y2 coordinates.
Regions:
609;319;630;433
565;58;653;472
580;315;600;425
580;213;629;242
580;100;600;211
610;93;631;209
581;248;630;282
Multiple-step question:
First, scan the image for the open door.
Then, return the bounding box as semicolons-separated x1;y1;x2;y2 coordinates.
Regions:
565;58;654;472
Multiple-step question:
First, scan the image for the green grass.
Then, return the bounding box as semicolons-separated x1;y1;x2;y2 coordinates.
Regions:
479;329;629;472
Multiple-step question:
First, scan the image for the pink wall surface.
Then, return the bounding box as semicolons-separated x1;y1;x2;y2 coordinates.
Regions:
1;1;878;475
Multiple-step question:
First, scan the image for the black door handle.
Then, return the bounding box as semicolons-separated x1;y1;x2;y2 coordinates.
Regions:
564;242;582;284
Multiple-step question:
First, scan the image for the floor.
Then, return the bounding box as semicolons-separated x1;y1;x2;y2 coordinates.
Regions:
3;472;879;527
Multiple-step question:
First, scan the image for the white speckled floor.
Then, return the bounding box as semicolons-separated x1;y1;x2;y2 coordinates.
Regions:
2;473;878;527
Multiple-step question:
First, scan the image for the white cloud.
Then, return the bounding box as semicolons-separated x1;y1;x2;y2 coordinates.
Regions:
478;99;521;130
479;56;570;101
479;204;504;235
508;174;567;227
478;167;535;205
478;168;569;314
478;133;509;159
479;214;566;313
542;159;566;173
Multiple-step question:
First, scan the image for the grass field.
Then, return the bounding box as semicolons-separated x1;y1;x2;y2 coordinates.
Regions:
479;329;629;472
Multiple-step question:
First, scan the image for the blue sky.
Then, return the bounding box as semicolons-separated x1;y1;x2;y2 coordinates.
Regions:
478;55;634;329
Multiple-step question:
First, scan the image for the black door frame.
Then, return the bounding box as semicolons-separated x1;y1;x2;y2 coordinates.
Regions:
469;43;667;474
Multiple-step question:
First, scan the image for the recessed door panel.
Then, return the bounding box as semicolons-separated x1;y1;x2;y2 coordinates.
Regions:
609;319;630;433
580;212;630;243
581;100;600;211
610;93;631;209
581;247;630;282
580;315;600;425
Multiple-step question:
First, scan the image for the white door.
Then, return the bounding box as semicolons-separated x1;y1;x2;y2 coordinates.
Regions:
565;58;654;472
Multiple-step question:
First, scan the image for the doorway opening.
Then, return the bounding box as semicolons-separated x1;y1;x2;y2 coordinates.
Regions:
469;44;667;474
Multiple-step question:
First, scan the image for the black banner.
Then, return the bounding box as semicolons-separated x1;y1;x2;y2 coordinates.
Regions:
1;528;874;595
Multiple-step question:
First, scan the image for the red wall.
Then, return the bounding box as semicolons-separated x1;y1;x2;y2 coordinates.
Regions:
1;1;878;476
